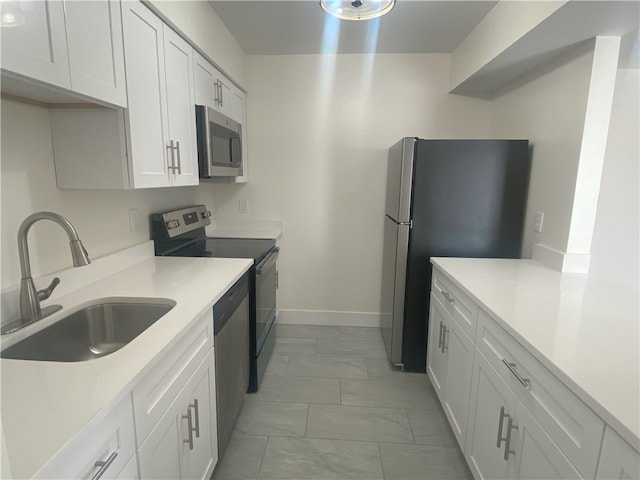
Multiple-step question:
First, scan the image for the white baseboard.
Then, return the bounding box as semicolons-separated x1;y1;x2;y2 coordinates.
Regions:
277;309;382;328
532;243;591;273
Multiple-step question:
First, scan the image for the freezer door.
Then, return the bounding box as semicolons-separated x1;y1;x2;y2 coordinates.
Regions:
380;215;410;365
385;138;415;222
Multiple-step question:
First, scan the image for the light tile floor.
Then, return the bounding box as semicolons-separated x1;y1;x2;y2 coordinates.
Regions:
212;324;473;480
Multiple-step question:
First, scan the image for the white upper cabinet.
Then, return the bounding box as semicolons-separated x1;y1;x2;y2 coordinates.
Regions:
121;0;170;188
1;1;70;89
192;51;230;115
51;1;198;189
119;0;197;187
1;0;127;107
163;26;198;187
65;0;127;107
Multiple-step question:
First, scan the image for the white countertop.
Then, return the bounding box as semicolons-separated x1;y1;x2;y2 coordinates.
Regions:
431;257;640;450
1;253;252;478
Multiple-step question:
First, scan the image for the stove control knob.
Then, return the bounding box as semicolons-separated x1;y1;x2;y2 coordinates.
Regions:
201;210;212;219
166;219;180;229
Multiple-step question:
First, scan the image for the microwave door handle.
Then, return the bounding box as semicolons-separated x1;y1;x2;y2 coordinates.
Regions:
203;109;214;175
231;136;242;167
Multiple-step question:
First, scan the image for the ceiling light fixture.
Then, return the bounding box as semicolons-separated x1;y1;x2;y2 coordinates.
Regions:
320;0;396;21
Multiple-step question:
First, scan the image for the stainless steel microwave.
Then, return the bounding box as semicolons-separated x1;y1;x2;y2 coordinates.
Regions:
195;105;243;178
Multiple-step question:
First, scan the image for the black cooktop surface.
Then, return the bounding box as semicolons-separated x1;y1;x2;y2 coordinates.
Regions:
168;237;275;263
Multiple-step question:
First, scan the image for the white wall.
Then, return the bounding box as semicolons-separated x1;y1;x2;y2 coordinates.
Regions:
488;42;595;258
589;69;640;288
0;99;215;288
212;54;491;318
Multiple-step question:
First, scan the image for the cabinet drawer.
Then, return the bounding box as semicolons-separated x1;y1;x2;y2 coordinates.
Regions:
34;394;136;480
432;268;478;340
132;310;213;446
476;310;604;478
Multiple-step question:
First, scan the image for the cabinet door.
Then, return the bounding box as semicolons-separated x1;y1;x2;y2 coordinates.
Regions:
441;315;474;451
426;295;448;403
138;411;183;480
0;0;70;88
465;350;517;480
596;427;640;480
230;87;244;123
65;0;127;107
511;403;580;479
182;353;218;480
193;52;216;109
121;1;170;188
163;25;199;187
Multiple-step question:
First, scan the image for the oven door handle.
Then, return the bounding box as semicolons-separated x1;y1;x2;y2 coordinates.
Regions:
256;247;279;275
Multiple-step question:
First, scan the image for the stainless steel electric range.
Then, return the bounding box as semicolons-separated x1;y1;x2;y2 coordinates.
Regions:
151;205;279;393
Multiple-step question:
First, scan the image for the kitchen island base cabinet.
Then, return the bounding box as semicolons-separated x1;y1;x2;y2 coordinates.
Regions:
138;349;218;480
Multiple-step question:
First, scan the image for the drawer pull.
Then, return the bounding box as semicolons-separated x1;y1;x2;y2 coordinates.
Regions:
437;322;444;349
442;291;456;304
92;451;118;480
502;359;531;389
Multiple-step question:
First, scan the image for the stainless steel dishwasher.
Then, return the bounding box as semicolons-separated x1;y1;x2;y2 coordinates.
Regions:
213;272;250;458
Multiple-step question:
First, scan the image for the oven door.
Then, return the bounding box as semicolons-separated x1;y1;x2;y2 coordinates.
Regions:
255;246;279;352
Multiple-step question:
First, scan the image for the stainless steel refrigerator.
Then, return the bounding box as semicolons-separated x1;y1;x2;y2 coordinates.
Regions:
381;138;530;372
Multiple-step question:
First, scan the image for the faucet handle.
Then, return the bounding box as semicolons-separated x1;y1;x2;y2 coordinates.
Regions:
37;277;60;301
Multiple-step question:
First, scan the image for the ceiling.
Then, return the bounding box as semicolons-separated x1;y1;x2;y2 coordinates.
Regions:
209;1;498;55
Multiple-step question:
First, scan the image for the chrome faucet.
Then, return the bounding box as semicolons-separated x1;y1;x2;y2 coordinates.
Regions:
8;212;91;333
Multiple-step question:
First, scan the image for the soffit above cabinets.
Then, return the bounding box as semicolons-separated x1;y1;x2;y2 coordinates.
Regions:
209;1;498;55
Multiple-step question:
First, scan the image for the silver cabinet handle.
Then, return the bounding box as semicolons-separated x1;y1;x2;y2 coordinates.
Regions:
175;141;182;174
92;451;118;480
502;359;531;389
496;406;509;448
218;80;223;107
441;326;448;353
504;416;518;461
437;321;444;349
167;140;176;172
192;398;200;438
183;408;194;450
442;291;455;304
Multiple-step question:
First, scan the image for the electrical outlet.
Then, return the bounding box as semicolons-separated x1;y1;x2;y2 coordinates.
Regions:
534;211;544;233
129;208;140;232
239;199;249;214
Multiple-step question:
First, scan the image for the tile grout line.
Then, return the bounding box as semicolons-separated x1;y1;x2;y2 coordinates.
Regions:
377;441;386;480
255;435;270;480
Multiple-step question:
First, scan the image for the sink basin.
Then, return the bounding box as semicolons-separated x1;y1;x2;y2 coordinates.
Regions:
0;298;175;362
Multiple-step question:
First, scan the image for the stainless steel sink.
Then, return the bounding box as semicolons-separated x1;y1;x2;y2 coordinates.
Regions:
0;299;175;362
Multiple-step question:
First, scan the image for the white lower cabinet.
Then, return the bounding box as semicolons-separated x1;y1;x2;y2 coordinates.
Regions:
33;310;218;479
465;350;517;480
138;349;217;480
595;427;640;480
465;348;581;480
34;394;137;480
426;294;474;449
